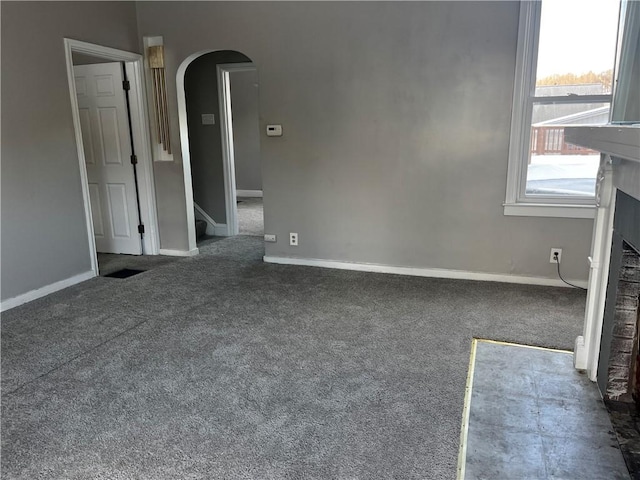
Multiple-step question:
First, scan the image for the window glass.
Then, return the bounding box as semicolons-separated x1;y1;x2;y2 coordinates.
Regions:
522;0;619;199
611;0;640;123
526;103;608;197
535;0;619;96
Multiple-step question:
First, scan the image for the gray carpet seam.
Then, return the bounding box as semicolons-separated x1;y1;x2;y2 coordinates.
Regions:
2;314;151;398
2;284;223;397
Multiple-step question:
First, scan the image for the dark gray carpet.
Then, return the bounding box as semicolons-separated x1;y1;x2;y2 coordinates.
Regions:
1;236;586;479
237;197;263;236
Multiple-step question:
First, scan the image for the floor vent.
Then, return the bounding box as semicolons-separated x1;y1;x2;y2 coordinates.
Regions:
104;268;145;279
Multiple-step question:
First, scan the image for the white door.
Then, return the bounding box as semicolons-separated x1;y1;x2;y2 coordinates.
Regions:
74;63;141;255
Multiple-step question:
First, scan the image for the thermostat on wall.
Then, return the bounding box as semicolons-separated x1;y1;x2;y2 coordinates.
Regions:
201;114;215;125
266;125;283;137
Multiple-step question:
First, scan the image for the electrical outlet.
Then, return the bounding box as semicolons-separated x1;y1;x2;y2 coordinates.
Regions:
289;232;298;246
550;248;563;264
264;234;276;243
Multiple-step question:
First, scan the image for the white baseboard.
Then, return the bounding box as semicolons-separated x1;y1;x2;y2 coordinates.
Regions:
263;256;589;289
236;189;263;198
205;223;216;236
159;248;199;257
194;202;230;237
213;224;229;236
1;270;95;312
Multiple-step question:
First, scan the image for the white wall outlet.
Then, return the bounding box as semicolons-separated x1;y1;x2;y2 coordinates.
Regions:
550;248;563;264
264;234;277;243
289;232;298;246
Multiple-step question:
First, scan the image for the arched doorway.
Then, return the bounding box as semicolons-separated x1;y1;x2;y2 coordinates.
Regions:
176;50;263;251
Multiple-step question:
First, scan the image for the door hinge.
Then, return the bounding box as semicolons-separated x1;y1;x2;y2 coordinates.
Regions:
138;224;145;235
122;80;131;91
130;154;138;165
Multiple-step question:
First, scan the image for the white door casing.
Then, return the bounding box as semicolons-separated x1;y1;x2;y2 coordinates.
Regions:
74;63;141;255
217;62;258;236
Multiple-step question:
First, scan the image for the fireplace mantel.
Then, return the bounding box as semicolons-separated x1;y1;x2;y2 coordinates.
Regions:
565;125;640;165
567;125;640;381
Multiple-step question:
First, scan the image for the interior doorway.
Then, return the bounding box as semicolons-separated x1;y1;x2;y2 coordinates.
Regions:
218;63;263;238
73;61;142;255
64;39;159;275
177;51;263;251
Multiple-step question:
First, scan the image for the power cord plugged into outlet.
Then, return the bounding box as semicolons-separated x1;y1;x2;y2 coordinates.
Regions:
554;252;587;291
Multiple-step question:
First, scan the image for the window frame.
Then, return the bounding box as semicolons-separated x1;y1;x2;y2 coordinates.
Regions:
504;1;615;219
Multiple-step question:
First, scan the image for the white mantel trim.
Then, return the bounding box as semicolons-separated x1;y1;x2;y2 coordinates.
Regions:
565;125;640;164
573;162;617;379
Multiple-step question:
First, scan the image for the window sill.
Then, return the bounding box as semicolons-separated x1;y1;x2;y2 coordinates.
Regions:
503;203;596;219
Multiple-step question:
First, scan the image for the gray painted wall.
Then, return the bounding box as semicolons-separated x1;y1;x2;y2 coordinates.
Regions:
1;1;140;302
184;51;250;224
137;1;593;282
231;69;262;192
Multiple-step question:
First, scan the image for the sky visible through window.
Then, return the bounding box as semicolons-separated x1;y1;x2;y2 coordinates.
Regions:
536;0;619;89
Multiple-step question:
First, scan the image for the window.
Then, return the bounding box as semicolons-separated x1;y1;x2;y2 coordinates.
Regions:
612;0;640;123
504;0;620;218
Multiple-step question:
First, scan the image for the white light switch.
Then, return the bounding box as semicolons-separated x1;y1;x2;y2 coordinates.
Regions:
266;125;282;137
201;114;215;125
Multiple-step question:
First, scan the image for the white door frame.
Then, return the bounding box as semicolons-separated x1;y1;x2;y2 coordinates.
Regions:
177;51;211;253
64;39;160;274
177;52;258;251
217;62;257;237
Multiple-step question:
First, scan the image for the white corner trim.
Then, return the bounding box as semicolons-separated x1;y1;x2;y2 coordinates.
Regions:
236;190;263;198
503;203;596;219
263;256;589;289
159;248;199;257
1;270;95;312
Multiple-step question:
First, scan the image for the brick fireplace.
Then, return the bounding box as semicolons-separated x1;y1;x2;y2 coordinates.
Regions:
565;125;640;381
593;190;640;476
599;233;640;403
